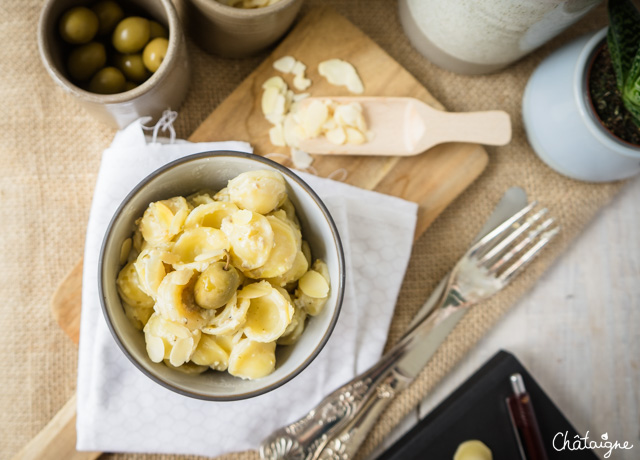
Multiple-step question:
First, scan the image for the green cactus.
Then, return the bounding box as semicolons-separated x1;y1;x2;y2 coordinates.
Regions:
607;0;640;125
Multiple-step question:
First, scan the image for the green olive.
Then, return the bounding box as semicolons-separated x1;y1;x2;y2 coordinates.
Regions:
91;1;124;36
149;20;168;39
124;81;138;91
114;54;150;82
142;37;169;73
59;6;99;44
89;66;126;94
66;42;106;82
112;16;150;53
194;262;240;310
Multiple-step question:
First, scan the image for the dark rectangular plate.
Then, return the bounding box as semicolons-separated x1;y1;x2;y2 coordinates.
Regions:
378;350;598;459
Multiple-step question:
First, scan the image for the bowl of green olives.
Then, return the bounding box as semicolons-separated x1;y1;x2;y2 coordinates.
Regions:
38;0;190;128
99;152;345;400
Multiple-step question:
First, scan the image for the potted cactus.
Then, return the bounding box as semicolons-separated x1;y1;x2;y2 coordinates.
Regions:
522;0;640;182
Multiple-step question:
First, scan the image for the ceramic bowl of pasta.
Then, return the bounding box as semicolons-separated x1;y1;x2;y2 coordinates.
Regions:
99;151;344;400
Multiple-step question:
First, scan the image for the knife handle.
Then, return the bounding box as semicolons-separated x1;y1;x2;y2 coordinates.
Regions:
260;302;457;460
259;350;402;460
315;369;412;460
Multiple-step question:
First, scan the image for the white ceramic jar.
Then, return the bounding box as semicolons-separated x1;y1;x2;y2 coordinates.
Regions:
522;28;640;182
399;0;602;75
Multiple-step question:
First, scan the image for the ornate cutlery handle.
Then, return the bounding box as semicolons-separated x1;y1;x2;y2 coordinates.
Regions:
259;350;403;460
316;369;412;460
260;303;453;460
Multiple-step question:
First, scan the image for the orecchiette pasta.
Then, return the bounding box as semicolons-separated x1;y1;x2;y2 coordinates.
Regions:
170;227;229;271
221;210;274;270
116;169;331;380
244;216;298;279
228;339;276;380
242;281;294;342
294;260;331;316
184;201;238;230
139;196;191;245
117;262;154;309
227;170;287;214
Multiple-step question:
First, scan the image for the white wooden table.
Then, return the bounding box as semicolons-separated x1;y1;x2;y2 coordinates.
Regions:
374;176;640;459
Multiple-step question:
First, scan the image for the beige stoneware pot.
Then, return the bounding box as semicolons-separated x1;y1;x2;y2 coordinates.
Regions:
183;0;303;58
38;0;190;129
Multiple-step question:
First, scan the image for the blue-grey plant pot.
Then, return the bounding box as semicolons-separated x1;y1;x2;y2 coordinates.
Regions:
523;28;640;182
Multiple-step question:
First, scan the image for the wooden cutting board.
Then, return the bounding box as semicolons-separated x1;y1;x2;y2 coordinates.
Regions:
190;7;489;237
16;7;489;460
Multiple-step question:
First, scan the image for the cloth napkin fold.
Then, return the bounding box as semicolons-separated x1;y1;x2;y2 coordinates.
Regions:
76;119;418;457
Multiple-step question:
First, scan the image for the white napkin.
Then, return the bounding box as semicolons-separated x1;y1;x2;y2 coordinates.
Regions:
76;119;418;457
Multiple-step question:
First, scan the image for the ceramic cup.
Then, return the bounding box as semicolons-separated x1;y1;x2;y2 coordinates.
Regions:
38;0;190;129
182;0;303;58
99;152;345;400
523;28;640;182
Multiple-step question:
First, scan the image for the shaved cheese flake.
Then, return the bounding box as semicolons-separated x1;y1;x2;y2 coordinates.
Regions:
283;114;301;148
269;123;286;147
291;149;313;169
262;87;280;116
346;127;366;144
293;73;312;91
318;59;364;94
262;76;286;91
291;61;306;76
273;56;296;73
326;127;346;145
302;100;329;139
293;93;310;102
327;168;348;182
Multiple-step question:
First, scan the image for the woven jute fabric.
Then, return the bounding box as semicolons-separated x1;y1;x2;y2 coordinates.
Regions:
1;1;614;459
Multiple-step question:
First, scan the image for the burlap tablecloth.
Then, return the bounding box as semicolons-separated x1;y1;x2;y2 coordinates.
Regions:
1;1;615;459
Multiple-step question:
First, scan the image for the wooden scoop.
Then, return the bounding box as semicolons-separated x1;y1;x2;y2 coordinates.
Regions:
298;97;511;156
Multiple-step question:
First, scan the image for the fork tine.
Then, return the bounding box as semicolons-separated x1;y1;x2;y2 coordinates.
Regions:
468;201;537;258
498;226;561;283
479;207;549;264
488;217;555;273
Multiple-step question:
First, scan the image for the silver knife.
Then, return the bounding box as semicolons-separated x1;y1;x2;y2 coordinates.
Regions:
259;187;528;460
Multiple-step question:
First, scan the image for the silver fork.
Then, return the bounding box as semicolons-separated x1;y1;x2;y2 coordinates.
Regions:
260;202;560;460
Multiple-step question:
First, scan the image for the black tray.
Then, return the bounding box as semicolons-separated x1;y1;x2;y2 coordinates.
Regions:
378;350;598;459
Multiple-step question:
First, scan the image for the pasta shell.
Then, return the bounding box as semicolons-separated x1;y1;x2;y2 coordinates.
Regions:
244;216;298;279
273;198;300;229
134;248;169;299
202;293;251;336
266;250;308;287
186;190;215;207
243;283;294;342
116;262;154;309
143;313;201;364
294;260;331;316
123;302;154;330
227;170;287;215
228;339;276;380
277;307;307;346
221;210;274;270
184;201;239;230
139;196;191;245
191;334;233;371
171;227;229;271
155;269;214;330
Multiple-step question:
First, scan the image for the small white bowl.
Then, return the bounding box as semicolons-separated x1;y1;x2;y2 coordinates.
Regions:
99;152;345;400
